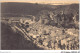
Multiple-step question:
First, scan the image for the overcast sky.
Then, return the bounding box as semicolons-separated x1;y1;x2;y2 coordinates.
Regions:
0;0;79;4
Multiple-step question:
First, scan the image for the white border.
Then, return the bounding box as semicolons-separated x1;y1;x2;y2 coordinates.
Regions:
79;0;80;50
0;50;80;53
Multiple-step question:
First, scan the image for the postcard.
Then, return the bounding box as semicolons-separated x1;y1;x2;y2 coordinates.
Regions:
0;0;79;51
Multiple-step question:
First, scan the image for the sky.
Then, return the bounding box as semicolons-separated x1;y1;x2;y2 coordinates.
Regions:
0;0;79;4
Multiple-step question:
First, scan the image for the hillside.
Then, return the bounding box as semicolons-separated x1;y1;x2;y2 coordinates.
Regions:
1;2;79;17
1;2;54;17
1;2;79;50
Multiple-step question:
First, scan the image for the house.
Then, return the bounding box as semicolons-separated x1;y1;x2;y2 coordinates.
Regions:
19;15;35;24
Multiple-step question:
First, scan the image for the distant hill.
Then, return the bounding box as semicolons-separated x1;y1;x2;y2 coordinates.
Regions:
54;4;79;14
1;2;55;17
1;2;79;17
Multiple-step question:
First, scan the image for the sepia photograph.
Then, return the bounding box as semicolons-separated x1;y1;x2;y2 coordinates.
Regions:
0;0;79;50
